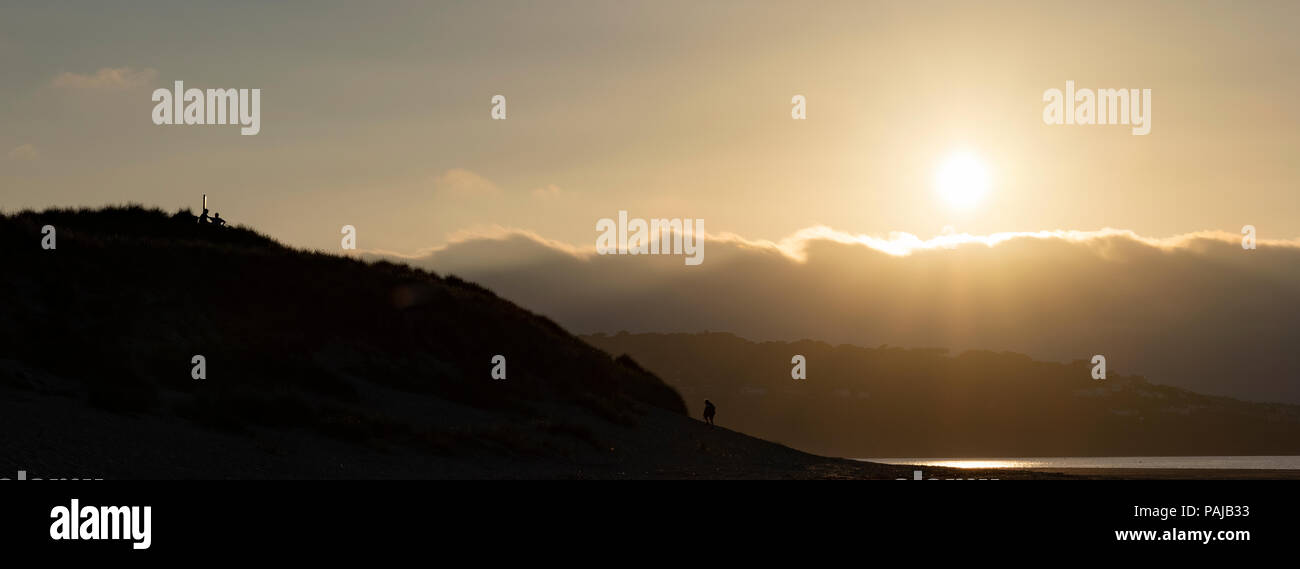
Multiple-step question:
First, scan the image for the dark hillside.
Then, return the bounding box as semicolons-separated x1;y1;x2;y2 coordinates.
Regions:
0;206;693;477
1;206;986;479
583;331;1300;458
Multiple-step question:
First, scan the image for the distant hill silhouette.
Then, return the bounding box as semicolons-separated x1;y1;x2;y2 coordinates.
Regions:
0;206;961;479
582;331;1300;458
399;227;1300;405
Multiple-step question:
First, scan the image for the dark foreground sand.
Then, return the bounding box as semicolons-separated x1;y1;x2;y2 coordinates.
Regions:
4;386;1294;480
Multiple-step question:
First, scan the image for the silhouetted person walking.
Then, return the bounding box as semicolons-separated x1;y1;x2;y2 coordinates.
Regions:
703;399;716;425
198;208;210;224
212;213;227;227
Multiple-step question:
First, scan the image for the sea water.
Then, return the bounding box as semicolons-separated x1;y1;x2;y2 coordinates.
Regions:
861;456;1300;470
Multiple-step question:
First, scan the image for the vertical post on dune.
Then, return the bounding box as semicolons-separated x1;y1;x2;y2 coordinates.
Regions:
203;194;207;211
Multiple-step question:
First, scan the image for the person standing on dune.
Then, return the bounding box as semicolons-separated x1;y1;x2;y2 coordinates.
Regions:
703;400;716;426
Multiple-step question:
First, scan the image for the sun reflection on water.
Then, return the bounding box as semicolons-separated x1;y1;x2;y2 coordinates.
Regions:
867;458;1029;469
919;460;1023;469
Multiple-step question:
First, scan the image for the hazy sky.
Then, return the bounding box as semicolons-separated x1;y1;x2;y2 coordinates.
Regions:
3;0;1298;254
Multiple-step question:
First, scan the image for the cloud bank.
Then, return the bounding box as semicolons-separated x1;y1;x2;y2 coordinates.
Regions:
374;227;1300;404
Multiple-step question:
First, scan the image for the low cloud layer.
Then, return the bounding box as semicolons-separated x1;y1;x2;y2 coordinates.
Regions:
375;228;1300;404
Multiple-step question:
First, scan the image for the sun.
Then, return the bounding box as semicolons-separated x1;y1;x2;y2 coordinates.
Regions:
934;152;990;209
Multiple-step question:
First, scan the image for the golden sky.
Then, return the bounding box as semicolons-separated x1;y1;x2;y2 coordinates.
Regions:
2;0;1298;253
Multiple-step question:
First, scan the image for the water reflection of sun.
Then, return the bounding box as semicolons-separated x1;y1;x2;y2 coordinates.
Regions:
924;460;1020;469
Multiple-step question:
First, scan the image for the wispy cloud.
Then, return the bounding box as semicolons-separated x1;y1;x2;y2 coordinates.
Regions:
6;143;39;161
432;168;501;197
51;67;157;90
531;184;564;199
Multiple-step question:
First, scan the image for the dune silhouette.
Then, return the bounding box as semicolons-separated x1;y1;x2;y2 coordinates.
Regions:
0;205;971;479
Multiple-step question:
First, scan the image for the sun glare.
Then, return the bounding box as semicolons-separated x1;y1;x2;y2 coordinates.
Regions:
934;152;990;209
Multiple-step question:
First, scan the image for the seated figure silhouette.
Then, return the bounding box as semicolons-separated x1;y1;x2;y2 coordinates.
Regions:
703;399;716;425
198;208;210;224
212;213;227;227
